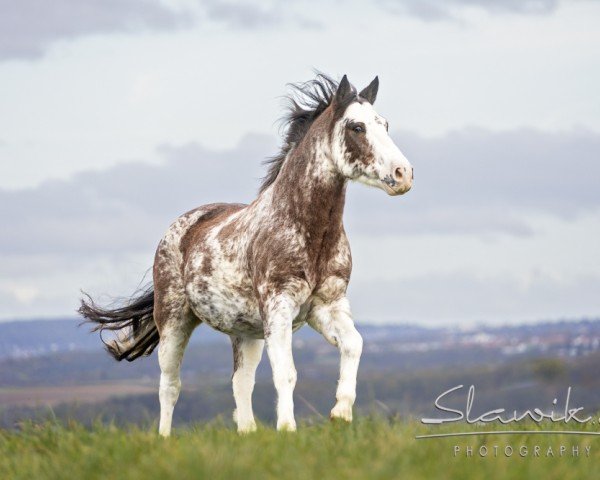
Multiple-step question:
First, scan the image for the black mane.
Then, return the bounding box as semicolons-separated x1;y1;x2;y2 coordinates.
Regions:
259;74;342;193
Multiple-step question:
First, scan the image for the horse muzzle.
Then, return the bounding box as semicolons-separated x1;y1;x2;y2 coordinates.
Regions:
381;165;413;196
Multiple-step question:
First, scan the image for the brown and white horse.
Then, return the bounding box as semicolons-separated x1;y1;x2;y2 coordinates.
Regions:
80;74;413;436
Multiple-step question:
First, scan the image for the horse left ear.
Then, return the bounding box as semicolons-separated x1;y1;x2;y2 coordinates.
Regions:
359;76;379;104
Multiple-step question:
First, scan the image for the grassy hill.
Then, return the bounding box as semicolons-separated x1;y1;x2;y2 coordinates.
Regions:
1;417;598;479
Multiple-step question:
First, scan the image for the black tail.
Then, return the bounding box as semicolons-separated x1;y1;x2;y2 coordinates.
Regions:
78;284;159;362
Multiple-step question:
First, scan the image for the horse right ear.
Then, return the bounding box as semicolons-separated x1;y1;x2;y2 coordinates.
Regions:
335;75;353;102
359;76;379;104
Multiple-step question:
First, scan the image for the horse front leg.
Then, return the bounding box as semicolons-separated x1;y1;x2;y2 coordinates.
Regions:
263;294;301;431
308;296;363;422
230;336;264;433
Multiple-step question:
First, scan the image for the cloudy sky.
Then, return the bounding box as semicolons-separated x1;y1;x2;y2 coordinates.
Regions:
1;0;599;325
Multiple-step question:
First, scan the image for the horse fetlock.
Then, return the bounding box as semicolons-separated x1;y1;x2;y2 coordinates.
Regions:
330;401;353;422
233;408;257;433
236;418;258;434
276;418;297;432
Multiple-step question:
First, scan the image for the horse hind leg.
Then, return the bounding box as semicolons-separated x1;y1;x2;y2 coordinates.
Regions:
156;290;198;436
231;336;264;433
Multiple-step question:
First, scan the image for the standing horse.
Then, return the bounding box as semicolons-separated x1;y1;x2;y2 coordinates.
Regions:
80;74;413;436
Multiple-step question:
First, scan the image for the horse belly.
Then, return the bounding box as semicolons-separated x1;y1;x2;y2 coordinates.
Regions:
185;272;265;337
185;279;310;338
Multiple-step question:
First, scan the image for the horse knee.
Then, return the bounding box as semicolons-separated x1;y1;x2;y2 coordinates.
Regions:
341;329;363;358
232;370;255;395
272;365;296;389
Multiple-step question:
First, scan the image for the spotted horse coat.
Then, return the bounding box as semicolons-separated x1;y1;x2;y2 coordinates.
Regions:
80;74;413;436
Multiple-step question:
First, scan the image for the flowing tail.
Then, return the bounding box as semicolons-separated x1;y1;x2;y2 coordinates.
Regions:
78;284;159;362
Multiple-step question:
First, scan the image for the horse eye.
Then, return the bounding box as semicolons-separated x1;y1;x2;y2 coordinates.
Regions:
353;125;364;133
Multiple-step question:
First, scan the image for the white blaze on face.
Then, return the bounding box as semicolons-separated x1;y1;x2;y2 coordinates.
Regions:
341;101;413;196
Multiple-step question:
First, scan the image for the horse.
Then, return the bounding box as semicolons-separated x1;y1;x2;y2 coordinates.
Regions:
79;73;413;436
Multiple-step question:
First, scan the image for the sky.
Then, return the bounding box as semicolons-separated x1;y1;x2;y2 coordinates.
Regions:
1;0;599;325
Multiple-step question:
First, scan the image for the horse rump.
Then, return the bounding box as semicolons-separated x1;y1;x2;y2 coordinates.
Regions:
78;285;159;362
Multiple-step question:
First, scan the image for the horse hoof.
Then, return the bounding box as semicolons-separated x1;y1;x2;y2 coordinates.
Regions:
330;404;353;422
277;420;297;432
237;422;258;434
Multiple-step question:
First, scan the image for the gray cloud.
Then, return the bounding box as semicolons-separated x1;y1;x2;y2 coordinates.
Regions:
349;271;600;324
203;0;322;30
402;127;600;213
345;127;600;235
0;0;325;61
1;0;574;61
1;127;599;257
378;0;561;21
0;0;192;60
0;133;273;254
1;127;599;321
205;0;280;28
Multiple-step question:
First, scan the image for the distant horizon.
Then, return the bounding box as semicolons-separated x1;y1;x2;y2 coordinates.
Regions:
2;314;599;330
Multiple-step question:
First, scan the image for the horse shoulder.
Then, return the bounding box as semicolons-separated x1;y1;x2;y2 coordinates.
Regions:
179;203;246;263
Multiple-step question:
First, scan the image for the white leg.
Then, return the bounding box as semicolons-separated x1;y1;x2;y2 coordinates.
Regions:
308;297;363;422
158;323;193;437
231;336;264;433
264;295;299;431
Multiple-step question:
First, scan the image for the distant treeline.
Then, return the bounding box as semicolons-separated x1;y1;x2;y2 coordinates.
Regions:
2;352;600;430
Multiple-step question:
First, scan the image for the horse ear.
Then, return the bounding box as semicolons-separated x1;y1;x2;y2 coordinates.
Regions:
359;76;379;104
335;74;353;102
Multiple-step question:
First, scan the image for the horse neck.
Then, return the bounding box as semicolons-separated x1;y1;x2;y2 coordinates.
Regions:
268;133;347;248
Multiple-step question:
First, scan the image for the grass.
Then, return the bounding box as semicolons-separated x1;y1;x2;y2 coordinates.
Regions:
1;417;599;479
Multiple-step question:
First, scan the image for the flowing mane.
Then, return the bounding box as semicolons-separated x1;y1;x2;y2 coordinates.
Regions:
259;74;341;193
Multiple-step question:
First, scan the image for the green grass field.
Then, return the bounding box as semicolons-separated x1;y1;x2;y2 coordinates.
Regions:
1;417;598;479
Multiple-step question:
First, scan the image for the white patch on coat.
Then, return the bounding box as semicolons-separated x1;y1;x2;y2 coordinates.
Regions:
310;138;337;181
334;101;413;195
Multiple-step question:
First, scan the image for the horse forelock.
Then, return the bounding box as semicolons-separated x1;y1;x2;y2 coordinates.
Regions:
259;73;360;193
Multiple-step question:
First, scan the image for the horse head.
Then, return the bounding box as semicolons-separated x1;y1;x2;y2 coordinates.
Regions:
330;75;413;196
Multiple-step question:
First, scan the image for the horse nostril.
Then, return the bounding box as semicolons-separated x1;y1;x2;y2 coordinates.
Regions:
394;167;404;181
